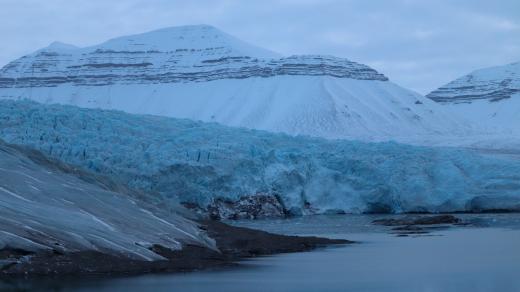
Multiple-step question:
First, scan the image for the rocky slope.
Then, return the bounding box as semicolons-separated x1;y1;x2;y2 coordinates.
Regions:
0;140;347;275
0;25;467;141
0;140;214;263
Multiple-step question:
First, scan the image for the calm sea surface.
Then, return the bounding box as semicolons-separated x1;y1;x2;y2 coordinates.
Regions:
3;214;520;292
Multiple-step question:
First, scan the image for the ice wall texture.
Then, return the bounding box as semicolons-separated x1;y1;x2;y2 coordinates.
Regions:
1;100;519;214
0;139;214;260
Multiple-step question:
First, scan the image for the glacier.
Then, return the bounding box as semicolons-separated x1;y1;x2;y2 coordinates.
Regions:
0;139;214;261
1;99;519;215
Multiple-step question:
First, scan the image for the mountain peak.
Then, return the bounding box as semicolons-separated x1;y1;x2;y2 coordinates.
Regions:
426;60;520;133
150;24;220;33
428;61;520;104
0;25;467;141
92;24;279;58
42;41;78;52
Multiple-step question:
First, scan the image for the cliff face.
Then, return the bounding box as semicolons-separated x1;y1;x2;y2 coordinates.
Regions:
0;54;387;88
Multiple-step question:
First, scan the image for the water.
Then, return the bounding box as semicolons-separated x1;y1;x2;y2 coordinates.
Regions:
3;214;520;292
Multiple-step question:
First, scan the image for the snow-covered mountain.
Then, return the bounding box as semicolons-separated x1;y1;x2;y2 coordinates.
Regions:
0;140;214;261
2;100;519;215
0;25;468;141
427;62;520;133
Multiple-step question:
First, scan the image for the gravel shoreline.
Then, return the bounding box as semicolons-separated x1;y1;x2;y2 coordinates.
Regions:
0;220;350;277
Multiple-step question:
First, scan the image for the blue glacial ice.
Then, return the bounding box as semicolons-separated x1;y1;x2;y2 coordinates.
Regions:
0;99;519;214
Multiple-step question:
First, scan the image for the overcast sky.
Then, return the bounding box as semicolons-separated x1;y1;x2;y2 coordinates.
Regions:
1;0;519;94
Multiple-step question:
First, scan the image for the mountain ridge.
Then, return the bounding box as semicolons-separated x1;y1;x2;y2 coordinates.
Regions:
0;24;469;141
427;61;520;134
427;61;520;103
